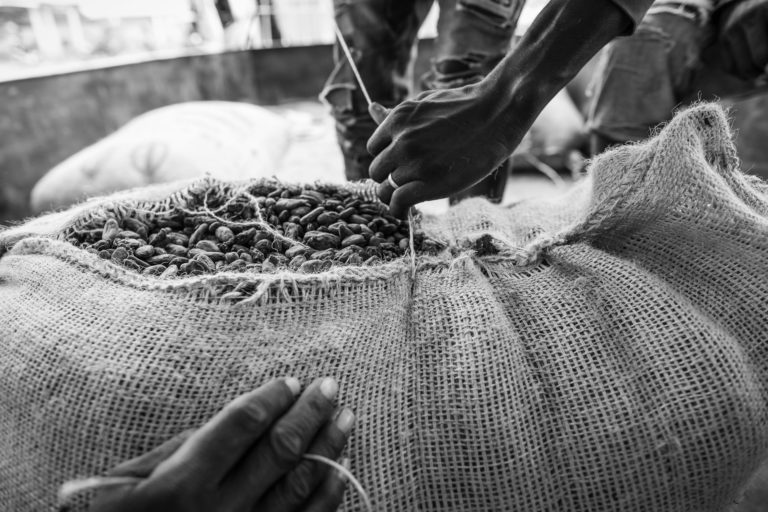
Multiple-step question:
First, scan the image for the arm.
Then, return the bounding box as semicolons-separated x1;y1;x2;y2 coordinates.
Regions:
368;0;655;217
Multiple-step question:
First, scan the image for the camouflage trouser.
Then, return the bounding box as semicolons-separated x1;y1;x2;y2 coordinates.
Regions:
586;3;768;154
321;0;524;203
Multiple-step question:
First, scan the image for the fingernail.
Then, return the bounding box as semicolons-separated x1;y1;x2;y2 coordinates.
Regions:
335;408;356;434
284;377;301;397
341;457;350;469
320;377;338;401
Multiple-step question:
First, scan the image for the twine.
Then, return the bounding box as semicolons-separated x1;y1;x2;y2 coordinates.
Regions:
57;455;372;512
176;186;310;251
407;208;417;280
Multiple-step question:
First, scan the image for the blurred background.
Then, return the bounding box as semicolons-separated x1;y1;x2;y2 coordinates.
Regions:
0;0;766;225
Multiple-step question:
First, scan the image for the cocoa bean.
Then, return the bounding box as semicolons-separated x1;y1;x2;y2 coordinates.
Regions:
102;219;120;241
347;254;364;265
359;225;374;238
299;259;325;273
285;245;308;259
311;249;335;261
157;219;182;229
300;190;325;203
234;228;257;245
188;223;208;247
317;212;340;226
123;218;147;237
250;249;265;262
215;226;235;243
135;245;155;259
274;198;310;212
254;239;272;254
291;206;311;217
195;240;219;253
341;234;366;248
115;239;142;250
111;247;129;262
193;253;216;272
148;231;167;246
93;239;111;251
144;265;165;276
304;231;339;250
203;251;225;262
227;260;247;271
148;254;176;266
166;244;188;257
254;231;272;243
283;223;302;240
300;207;324;225
368;236;386;247
118;230;142;240
160;264;178;278
289;255;307;269
166;232;189;247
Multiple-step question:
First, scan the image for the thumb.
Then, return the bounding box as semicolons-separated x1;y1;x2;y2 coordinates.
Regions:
389;181;431;219
106;429;196;477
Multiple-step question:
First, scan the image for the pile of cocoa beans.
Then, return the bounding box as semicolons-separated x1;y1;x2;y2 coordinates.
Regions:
65;183;439;277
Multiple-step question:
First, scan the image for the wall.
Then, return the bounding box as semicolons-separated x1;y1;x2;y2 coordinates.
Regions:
0;45;339;223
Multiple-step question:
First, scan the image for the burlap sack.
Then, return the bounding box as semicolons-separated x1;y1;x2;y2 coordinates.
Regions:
30;102;291;213
1;103;767;511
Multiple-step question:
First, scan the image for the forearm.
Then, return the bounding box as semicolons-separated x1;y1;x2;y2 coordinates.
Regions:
484;0;655;138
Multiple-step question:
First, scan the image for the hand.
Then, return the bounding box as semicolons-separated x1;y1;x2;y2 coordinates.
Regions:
716;0;768;79
90;377;355;512
367;82;523;217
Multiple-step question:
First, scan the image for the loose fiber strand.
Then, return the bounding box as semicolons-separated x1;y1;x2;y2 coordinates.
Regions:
303;454;373;512
407;208;416;279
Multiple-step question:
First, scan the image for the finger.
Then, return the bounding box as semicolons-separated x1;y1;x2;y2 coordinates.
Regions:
253;408;355;512
377;179;396;205
366;122;391;158
300;459;351;512
106;429;196;477
389;181;433;219
155;377;300;484
376;169;412;205
368;146;397;183
220;377;339;508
